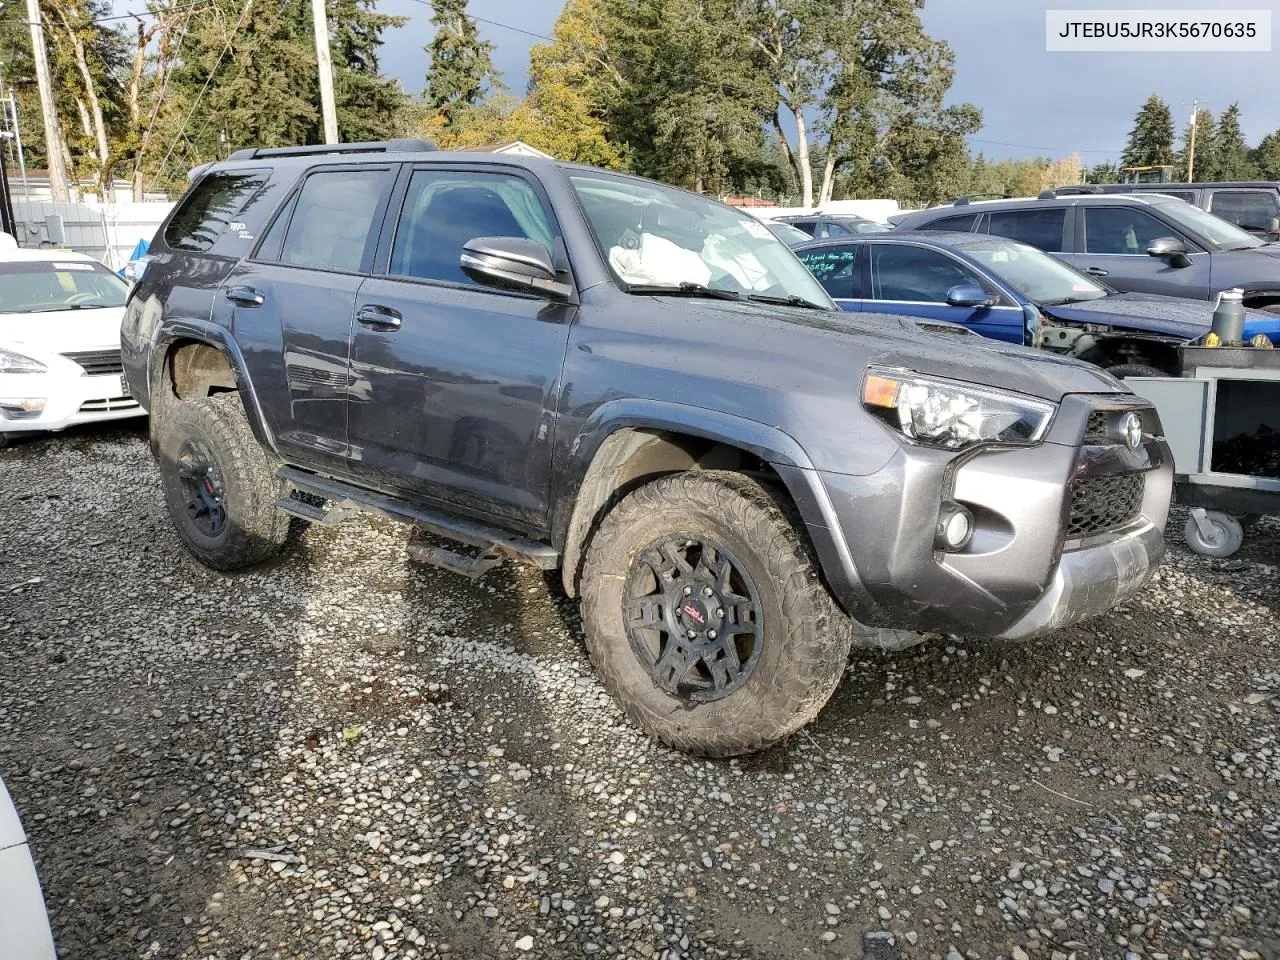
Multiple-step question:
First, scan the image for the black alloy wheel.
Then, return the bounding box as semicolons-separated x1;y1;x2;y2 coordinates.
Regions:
176;436;228;538
623;534;763;701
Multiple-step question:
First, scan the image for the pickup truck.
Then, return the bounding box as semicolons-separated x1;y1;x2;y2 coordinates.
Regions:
121;140;1174;757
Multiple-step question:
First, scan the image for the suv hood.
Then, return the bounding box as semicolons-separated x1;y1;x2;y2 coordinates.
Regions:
0;306;126;354
1041;291;1280;339
664;298;1128;403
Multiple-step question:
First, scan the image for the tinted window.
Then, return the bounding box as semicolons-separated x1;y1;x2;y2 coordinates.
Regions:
820;220;850;238
1159;190;1196;204
165;172;267;252
389;170;556;286
923;213;977;233
278;170;386;271
785;219;817;237
1083;207;1173;255
796;244;858;299
986;208;1065;251
869;244;986;302
1209;190;1280;232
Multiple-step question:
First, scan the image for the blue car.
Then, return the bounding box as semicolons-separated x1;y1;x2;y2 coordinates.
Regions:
794;231;1280;377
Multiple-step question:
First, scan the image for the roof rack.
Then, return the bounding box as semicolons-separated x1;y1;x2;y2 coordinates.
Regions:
1042;184;1101;198
227;138;437;161
952;193;1012;206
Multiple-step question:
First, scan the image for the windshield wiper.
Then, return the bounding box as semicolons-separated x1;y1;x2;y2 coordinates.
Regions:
626;282;743;301
746;292;828;311
25;303;114;312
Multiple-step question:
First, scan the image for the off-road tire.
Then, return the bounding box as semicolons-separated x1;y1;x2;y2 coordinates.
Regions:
580;470;853;758
158;394;289;570
1105;363;1167;380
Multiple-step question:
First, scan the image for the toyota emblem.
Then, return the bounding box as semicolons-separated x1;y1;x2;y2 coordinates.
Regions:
1121;412;1143;451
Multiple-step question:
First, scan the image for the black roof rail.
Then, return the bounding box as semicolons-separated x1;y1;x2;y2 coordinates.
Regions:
951;192;1013;206
227;138;437;161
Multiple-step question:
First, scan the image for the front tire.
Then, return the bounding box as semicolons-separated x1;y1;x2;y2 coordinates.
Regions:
158;394;289;570
580;471;853;757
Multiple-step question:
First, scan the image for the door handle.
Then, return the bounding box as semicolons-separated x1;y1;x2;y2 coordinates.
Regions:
1082;267;1109;277
356;304;402;330
224;285;265;307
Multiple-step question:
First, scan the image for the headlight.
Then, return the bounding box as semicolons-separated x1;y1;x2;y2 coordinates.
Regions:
0;348;47;374
863;368;1056;450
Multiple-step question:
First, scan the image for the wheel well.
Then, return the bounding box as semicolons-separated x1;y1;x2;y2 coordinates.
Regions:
560;429;784;598
164;340;239;402
1077;337;1179;375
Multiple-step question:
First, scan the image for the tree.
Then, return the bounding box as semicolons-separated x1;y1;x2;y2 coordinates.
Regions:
423;0;501;127
1176;106;1216;181
1213;103;1256;181
1253;130;1280;180
1121;94;1175;168
44;0;125;179
1087;161;1119;184
329;0;409;143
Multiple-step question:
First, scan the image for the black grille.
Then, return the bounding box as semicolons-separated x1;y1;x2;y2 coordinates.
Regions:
63;350;124;376
1067;473;1145;537
1084;410;1110;444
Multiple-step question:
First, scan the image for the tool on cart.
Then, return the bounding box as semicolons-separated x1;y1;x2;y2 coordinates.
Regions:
1209;288;1247;345
1130;341;1280;557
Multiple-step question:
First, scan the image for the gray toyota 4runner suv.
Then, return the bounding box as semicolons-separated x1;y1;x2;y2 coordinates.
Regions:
121;140;1174;757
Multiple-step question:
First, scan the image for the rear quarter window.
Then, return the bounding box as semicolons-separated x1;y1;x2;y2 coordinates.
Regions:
163;170;271;254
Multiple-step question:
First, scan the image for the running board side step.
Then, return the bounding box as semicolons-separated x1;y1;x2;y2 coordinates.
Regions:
276;466;559;571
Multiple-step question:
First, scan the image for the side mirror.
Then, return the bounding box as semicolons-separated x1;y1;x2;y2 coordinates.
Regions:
460;237;571;299
945;283;993;308
1147;236;1191;267
1270;216;1280;237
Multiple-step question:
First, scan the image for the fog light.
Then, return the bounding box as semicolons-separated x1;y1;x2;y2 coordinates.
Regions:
0;398;46;419
935;502;974;551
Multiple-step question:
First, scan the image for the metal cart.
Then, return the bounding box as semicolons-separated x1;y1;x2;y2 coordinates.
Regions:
1132;346;1280;557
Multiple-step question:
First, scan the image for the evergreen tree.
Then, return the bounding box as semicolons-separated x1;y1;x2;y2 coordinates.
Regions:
1087;161;1119;184
423;0;502;127
1121;94;1175;168
1253;130;1280;180
1213;103;1256;180
329;0;409;142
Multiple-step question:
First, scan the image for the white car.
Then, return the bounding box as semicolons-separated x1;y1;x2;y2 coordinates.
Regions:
1;246;144;446
0;776;56;959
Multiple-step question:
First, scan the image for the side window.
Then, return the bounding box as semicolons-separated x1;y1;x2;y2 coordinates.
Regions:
1160;190;1196;204
869;244;986;302
786;219;817;237
277;170;387;271
1209;190;1280;232
822;220;851;237
923;213;977;233
1082;207;1175;255
795;244;858;299
986;208;1066;251
164;171;268;252
389;170;556;286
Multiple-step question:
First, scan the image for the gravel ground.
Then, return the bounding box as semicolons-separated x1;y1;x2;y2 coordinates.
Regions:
1;421;1278;960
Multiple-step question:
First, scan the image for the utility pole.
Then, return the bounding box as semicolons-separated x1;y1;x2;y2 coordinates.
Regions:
1186;100;1198;183
310;0;339;145
24;0;69;201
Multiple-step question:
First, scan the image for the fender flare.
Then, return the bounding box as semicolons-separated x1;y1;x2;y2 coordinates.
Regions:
150;317;278;454
553;398;875;618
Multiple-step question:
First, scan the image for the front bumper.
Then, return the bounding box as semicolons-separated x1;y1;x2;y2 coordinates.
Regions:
0;370;144;434
808;394;1173;639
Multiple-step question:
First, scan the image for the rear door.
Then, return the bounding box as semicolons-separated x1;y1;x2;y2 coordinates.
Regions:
1206;188;1280;238
224;165;395;468
864;242;1025;342
346;164;575;530
1069;204;1212;298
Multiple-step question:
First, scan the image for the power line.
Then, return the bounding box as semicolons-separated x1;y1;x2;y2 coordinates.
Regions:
12;0;214;28
967;136;1120;156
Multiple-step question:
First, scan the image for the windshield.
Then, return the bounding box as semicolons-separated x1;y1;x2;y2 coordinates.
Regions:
0;259;128;313
963;238;1109;304
1155;201;1262;250
569;173;835;308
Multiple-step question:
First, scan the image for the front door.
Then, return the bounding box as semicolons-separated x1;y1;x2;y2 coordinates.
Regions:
346;166;575;530
1069;205;1212;298
221;166;393;468
794;243;861;308
863;242;1026;342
